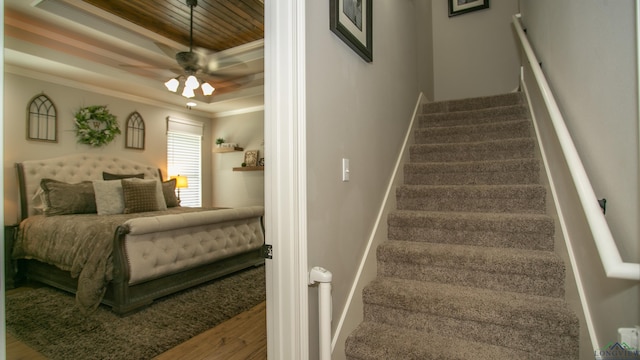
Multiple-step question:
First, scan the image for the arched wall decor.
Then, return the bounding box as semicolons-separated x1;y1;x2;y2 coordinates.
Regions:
27;93;57;142
125;111;145;150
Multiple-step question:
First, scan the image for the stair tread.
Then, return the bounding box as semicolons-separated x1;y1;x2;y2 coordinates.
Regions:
405;158;540;171
388;210;553;232
363;277;578;335
378;240;563;274
415;118;530;133
346;321;554;360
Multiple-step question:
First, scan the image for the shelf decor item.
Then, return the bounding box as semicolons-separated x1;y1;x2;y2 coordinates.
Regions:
74;105;121;147
244;150;259;167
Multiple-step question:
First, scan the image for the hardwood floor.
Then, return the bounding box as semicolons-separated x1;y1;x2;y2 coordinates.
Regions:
5;301;267;360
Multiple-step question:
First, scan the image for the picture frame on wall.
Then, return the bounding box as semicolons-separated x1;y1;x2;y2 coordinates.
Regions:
448;0;489;17
329;0;373;62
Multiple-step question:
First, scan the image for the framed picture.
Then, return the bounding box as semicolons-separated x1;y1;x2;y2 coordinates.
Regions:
448;0;489;17
244;150;259;167
330;0;373;62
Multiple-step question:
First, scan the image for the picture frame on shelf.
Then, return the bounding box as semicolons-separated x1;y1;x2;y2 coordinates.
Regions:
448;0;489;17
244;150;259;167
329;0;373;62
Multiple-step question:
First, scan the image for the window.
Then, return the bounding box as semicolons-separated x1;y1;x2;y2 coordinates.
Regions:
167;117;203;207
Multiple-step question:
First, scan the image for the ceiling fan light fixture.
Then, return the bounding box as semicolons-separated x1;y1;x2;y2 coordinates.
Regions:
201;82;215;95
182;86;196;98
185;75;200;89
165;78;180;92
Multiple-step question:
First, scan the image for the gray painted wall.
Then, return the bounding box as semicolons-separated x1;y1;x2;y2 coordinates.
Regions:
432;0;520;101
304;1;425;358
520;0;640;352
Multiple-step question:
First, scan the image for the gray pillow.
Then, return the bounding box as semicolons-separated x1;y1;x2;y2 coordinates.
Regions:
40;179;97;216
102;172;144;180
122;179;160;213
162;179;180;208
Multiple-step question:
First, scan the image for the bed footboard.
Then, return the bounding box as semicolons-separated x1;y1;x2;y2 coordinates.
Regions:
110;206;265;315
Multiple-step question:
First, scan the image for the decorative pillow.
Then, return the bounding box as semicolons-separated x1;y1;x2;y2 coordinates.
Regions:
93;180;125;215
102;172;144;180
162;178;180;208
40;179;97;216
121;178;167;213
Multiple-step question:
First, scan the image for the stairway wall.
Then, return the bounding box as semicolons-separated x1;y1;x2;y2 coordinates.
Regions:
520;0;640;353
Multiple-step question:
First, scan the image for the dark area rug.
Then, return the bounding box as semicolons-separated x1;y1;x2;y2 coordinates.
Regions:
6;266;265;360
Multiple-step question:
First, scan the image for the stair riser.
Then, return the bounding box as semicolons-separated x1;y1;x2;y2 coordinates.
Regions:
404;170;539;185
363;304;578;359
419;106;528;128
422;93;525;114
387;225;554;250
414;122;531;144
396;189;546;213
378;260;564;298
410;141;535;163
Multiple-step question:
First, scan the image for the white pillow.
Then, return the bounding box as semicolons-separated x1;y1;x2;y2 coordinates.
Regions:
93;180;125;215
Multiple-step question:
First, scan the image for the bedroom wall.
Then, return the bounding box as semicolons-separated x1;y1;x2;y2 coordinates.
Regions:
210;110;264;207
3;72;213;224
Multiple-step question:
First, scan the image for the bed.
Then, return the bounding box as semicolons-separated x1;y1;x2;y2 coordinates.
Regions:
12;153;265;315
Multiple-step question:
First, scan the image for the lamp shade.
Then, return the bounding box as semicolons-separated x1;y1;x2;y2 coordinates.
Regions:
171;175;189;189
201;82;215;96
164;78;180;92
181;86;195;98
185;75;200;89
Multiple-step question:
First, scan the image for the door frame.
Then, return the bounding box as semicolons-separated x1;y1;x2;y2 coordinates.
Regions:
264;0;309;359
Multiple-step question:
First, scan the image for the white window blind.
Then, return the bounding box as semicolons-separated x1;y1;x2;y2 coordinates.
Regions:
167;117;203;207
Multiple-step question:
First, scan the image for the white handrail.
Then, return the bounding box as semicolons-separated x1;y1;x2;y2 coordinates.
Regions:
512;14;640;281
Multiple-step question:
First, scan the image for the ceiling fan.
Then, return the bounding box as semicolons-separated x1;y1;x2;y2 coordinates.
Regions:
163;0;245;99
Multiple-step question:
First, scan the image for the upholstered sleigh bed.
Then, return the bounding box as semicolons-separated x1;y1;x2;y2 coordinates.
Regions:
12;154;265;315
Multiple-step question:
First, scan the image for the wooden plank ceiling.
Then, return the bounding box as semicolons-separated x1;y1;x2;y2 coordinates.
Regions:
81;0;264;52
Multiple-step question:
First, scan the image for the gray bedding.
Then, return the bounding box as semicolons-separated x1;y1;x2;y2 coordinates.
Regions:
13;207;217;312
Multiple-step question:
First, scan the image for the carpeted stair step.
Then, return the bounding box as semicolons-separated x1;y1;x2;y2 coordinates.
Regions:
422;92;525;114
396;184;546;213
414;119;531;144
418;105;529;128
410;138;535;163
404;158;540;185
387;210;555;251
345;321;543;360
360;278;579;358
377;240;565;297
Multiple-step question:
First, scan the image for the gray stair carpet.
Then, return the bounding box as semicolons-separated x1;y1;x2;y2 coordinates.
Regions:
345;92;579;360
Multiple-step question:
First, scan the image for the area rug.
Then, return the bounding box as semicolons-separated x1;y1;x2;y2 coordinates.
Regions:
6;266;265;360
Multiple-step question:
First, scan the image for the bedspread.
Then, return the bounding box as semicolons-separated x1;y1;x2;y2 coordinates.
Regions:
13;207;216;313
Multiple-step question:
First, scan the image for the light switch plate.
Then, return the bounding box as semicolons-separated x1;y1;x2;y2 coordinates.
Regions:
342;158;350;182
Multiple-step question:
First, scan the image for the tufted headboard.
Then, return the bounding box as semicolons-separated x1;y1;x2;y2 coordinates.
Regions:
16;154;163;220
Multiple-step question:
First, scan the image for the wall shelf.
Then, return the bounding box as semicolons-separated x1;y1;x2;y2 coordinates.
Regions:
213;147;243;153
233;166;264;172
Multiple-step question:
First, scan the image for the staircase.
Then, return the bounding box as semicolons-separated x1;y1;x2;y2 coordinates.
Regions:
345;93;579;360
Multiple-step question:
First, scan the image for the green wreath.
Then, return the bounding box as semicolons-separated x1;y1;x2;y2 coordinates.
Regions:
74;105;121;147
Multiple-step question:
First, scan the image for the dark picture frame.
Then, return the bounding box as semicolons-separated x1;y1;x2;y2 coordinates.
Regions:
330;0;373;62
448;0;489;17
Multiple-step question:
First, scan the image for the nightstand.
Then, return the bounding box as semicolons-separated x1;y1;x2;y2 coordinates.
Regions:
4;224;19;289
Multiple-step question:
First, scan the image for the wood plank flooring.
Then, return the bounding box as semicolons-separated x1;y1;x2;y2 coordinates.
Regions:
5;301;267;360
